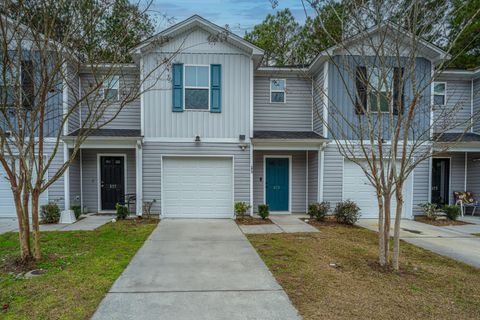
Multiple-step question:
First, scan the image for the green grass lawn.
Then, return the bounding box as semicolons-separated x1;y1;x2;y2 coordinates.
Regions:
0;219;157;320
248;222;480;320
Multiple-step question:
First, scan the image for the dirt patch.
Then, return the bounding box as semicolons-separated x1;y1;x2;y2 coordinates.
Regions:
415;216;470;226
1;255;38;273
303;216;358;228
236;217;273;225
123;217;159;225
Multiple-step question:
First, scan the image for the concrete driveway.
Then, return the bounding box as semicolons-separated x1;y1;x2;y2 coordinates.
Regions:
357;217;480;268
0;218;19;234
92;219;301;320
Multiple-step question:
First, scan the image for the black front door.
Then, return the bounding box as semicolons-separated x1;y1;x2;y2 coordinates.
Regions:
100;156;125;210
431;158;450;206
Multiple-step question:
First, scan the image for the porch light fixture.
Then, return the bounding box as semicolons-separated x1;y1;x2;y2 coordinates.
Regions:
195;135;201;142
239;143;247;151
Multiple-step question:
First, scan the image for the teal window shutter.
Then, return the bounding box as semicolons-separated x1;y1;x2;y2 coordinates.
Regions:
210;64;221;113
172;63;183;112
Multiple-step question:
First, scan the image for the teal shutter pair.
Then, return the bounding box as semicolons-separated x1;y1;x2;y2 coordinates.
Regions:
172;63;221;113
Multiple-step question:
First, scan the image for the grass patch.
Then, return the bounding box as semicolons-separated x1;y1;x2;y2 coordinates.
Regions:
248;223;480;320
0;219;157;319
473;233;480;237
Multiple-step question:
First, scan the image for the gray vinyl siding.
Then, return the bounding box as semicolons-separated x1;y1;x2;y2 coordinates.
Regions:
327;56;431;140
69;153;81;206
467;152;480;198
142;142;250;214
80;71;141;130
322;144;344;206
253;151;307;213
307;151;318;204
81;149;136;213
412;158;430;215
312;63;325;135
474;79;480;133
253;74;312;131
45;141;66;210
434;78;472;133
142;28;251;139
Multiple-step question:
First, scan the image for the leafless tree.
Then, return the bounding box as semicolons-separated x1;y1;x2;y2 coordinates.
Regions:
304;0;480;270
0;1;225;262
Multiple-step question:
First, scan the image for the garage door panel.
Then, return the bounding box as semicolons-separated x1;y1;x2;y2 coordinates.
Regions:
343;160;412;219
162;157;233;218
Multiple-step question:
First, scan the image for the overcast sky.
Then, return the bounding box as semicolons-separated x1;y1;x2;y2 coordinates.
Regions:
148;0;314;35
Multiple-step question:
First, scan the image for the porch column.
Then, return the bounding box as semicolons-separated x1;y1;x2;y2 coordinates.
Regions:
318;148;325;202
135;140;143;216
60;143;76;223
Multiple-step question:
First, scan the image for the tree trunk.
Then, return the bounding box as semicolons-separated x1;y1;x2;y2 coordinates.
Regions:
392;190;404;271
383;195;392;267
377;194;386;267
14;191;32;260
31;189;41;260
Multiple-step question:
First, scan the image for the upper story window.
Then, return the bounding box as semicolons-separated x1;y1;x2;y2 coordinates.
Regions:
369;67;393;113
103;76;119;101
433;82;446;106
185;65;209;110
270;79;286;103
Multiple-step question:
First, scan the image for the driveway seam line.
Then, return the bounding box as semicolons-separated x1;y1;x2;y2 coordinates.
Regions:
108;289;285;294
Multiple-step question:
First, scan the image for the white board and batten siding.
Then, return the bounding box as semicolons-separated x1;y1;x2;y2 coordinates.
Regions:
142;29;251;140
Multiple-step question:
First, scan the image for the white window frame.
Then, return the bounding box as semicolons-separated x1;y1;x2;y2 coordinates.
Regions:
184;64;210;111
367;67;393;114
270;78;286;103
0;62;20;108
102;75;120;101
433;81;447;106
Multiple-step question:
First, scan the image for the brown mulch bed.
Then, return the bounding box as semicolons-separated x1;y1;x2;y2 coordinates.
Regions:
415;216;470;226
235;217;273;225
302;216;357;228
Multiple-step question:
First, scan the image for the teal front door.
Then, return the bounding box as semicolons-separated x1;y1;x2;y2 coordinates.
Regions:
265;158;289;211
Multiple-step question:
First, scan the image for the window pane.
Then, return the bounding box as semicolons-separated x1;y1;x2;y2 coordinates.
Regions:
185;66;209;87
185;88;208;109
104;88;118;100
434;94;445;105
271;91;285;103
185;66;197;86
434;83;445;95
105;76;119;89
369;93;389;112
196;66;209;87
270;79;285;91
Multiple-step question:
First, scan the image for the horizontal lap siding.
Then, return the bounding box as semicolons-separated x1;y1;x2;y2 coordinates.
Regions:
412;158;429;215
467;153;480;198
434;79;472;133
81;149;136;213
312;65;325;135
80;72;141;130
253;151;307;213
67;63;80;133
323;144;343;206
253;75;312;131
142;142;250;214
308;151;318;204
69;154;81;207
45;141;65;210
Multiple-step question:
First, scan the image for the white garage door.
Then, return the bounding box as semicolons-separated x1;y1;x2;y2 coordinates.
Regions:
0;166;48;218
162;157;233;218
343;160;413;219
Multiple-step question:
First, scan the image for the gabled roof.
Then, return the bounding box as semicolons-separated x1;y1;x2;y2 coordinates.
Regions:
309;21;450;73
439;68;480;80
130;15;264;58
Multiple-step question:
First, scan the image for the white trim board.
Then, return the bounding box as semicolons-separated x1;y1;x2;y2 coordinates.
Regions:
263;155;293;214
96;153;128;212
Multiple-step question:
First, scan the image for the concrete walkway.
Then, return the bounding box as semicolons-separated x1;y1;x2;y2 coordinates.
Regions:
239;214;318;234
357;217;480;268
92;219;301;320
0;214;112;235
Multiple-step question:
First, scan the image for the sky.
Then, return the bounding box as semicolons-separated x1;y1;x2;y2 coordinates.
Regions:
148;0;314;35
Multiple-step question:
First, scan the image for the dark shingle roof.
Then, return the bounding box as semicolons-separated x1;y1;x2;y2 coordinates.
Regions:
435;132;480;142
67;129;141;137
253;131;326;140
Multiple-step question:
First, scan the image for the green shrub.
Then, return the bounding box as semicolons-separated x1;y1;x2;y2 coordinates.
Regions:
308;201;330;221
258;204;270;220
443;205;460;221
234;201;251;218
71;204;82;219
334;200;360;225
41;202;60;224
115;203;129;220
418;202;439;220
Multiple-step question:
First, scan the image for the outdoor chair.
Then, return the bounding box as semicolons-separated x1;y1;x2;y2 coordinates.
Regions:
453;191;480;216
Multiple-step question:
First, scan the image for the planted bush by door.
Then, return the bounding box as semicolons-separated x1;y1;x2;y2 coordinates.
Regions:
308;201;330;221
334;200;360;225
258;204;270;220
41;203;60;224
